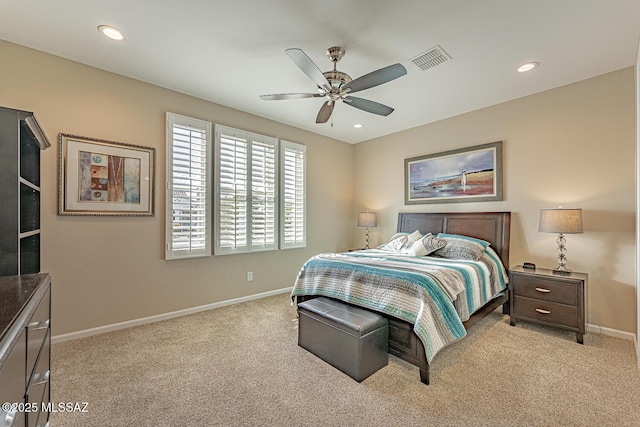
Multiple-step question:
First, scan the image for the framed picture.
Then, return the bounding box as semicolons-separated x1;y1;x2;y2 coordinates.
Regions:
58;134;156;216
405;141;503;204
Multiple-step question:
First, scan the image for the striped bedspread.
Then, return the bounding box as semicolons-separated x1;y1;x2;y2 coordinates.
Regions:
290;247;508;362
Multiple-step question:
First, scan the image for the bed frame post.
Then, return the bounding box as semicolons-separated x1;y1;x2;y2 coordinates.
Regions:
419;368;430;385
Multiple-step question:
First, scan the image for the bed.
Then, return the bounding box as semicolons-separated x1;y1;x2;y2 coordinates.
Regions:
292;211;511;384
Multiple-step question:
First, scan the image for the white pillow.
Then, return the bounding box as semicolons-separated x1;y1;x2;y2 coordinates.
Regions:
378;230;421;253
406;230;422;246
407;233;447;256
377;235;409;253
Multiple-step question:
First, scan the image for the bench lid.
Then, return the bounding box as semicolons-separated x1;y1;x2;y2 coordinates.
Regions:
298;297;387;336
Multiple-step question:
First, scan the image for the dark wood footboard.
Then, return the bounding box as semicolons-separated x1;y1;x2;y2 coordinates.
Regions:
297;291;508;385
387;316;430;383
388;291;508;384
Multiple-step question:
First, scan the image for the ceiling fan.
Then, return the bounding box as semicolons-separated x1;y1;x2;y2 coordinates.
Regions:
260;47;407;124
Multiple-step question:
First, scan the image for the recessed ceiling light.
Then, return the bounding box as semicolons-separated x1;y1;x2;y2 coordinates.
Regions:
98;25;126;41
517;62;539;73
353;124;363;129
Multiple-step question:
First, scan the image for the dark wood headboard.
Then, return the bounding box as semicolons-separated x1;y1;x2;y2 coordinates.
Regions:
397;212;511;268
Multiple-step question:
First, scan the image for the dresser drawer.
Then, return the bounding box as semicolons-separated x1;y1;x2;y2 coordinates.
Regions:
27;329;50;427
26;286;50;379
0;330;27;427
512;274;578;305
513;296;579;329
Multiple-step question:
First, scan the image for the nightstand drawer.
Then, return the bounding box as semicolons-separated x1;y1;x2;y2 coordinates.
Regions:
513;296;579;329
512;274;577;305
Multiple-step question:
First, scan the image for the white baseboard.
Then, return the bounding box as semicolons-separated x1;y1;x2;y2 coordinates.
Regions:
586;323;636;341
52;287;292;344
52;294;637;346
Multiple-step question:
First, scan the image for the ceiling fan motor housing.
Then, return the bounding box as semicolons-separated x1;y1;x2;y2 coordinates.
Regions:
323;47;351;89
322;70;352;88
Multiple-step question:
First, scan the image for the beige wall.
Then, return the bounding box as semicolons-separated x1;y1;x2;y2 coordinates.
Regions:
353;68;637;334
0;41;354;335
1;39;636;337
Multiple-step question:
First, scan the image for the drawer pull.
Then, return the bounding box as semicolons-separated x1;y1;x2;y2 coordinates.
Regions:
535;308;551;314
32;369;50;387
28;319;50;330
535;287;551;293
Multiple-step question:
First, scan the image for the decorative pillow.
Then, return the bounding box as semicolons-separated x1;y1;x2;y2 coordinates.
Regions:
377;234;409;253
433;233;490;261
407;233;446;256
377;232;405;249
405;230;422;246
381;232;408;242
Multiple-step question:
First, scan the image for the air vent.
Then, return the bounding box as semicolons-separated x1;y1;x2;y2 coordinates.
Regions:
409;45;452;71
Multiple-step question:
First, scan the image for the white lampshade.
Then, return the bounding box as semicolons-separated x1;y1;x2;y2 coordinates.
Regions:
539;208;583;234
357;212;377;228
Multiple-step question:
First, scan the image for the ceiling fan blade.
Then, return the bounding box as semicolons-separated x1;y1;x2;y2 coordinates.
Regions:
342;63;407;94
343;96;394;116
316;101;335;124
260;93;322;101
285;48;331;91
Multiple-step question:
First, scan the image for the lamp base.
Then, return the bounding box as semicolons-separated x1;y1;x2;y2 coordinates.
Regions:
364;228;370;250
552;268;572;276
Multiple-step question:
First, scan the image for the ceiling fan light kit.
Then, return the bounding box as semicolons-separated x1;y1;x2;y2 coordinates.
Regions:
260;46;407;124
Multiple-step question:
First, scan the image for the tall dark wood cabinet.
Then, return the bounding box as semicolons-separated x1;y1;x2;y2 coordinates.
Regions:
0;107;51;427
0;106;50;276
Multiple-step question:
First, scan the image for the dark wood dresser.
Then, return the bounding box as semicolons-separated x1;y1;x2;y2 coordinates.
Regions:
509;265;586;343
0;273;51;427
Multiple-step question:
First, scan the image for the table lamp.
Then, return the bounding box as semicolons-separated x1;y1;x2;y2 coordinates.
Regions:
538;208;583;274
357;212;377;249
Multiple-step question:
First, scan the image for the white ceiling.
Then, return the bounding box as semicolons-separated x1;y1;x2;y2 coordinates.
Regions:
1;0;639;144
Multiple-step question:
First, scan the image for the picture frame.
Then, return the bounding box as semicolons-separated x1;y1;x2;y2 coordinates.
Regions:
58;134;156;216
405;141;503;204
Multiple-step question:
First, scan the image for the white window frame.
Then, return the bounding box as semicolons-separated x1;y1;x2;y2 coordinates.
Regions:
215;125;279;255
280;140;306;249
165;113;212;259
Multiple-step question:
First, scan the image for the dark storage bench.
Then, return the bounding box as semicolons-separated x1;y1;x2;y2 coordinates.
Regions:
297;297;388;382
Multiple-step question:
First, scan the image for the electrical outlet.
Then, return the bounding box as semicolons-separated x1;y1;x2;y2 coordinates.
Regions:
247;271;253;282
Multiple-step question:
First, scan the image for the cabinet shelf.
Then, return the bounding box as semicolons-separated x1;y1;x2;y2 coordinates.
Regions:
0;106;49;276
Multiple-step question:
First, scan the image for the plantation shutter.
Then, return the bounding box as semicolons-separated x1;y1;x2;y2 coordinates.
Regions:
166;113;212;259
249;135;278;250
280;140;306;249
216;128;248;254
215;125;278;254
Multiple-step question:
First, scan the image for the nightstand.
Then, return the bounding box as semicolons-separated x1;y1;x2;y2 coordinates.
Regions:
509;265;587;344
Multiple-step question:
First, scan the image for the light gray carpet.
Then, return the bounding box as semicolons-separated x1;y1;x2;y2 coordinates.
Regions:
51;294;640;426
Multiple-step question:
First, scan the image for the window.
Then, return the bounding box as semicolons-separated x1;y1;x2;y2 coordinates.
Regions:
215;125;278;254
214;126;306;254
280;140;306;249
165;113;212;259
